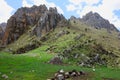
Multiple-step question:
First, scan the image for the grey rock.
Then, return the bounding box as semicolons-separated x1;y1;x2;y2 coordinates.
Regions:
80;11;119;32
0;23;6;41
49;69;86;80
74;34;85;40
0;26;4;40
0;22;7;31
56;74;64;80
2;5;66;45
70;16;77;21
49;57;63;65
56;30;70;38
1;74;8;79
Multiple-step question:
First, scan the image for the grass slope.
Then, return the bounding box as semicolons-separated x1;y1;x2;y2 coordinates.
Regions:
0;20;120;79
3;20;120;56
0;48;120;80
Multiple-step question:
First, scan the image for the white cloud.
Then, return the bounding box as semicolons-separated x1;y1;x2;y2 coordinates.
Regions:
69;0;82;5
66;0;120;30
84;0;101;5
69;0;100;6
22;0;32;7
66;4;77;11
0;0;14;23
22;0;64;14
46;2;64;14
31;0;47;6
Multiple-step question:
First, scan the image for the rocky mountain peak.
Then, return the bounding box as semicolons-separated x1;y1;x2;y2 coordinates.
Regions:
49;7;57;13
0;26;4;39
80;11;119;32
0;23;6;43
2;5;66;45
70;16;77;20
82;11;102;21
0;23;6;32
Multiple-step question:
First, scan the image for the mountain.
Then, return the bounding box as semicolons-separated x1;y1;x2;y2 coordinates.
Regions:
0;5;120;80
2;5;66;45
0;26;4;40
0;23;7;31
79;11;119;32
0;23;6;44
0;5;120;67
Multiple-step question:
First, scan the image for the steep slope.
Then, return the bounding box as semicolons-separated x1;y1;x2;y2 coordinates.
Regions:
0;23;6;44
80;11;119;32
1;5;120;67
3;18;120;67
2;5;66;45
0;27;4;42
0;23;6;31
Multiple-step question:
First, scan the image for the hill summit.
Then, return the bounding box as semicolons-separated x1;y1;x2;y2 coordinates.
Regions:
0;5;120;68
79;11;119;32
2;5;66;45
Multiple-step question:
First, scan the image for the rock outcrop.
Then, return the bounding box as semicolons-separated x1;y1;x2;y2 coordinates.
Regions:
80;11;119;32
48;69;86;80
2;5;66;45
0;23;6;32
0;23;6;44
0;27;4;40
49;57;63;65
70;16;77;21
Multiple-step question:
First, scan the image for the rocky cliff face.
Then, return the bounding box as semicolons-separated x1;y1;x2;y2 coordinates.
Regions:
0;23;6;32
80;11;119;32
2;5;66;45
0;22;6;44
0;26;4;40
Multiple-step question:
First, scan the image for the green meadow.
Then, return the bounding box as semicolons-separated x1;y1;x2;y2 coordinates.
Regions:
0;46;120;80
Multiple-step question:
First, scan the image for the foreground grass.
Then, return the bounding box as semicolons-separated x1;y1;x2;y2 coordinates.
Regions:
0;46;120;80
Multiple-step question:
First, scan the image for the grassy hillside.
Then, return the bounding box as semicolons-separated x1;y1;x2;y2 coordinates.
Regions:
0;20;120;79
2;20;120;67
4;21;120;55
0;48;120;80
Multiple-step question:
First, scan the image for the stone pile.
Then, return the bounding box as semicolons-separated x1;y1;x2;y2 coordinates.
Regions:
47;69;86;80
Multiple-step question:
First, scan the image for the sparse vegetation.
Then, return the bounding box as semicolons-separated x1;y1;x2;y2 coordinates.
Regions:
0;14;120;80
0;47;120;80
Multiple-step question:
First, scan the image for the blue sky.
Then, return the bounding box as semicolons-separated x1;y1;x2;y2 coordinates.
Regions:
0;0;120;30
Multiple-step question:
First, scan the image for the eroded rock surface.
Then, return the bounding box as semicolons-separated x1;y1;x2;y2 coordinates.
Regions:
2;5;66;45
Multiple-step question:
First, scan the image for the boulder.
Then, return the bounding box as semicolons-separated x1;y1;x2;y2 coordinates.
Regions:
49;57;63;65
74;34;85;40
48;69;86;80
1;74;8;79
56;30;70;38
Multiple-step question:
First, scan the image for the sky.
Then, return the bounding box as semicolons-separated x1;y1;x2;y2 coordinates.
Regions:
0;0;120;30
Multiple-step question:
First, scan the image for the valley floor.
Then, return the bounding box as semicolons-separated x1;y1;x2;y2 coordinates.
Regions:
0;49;120;80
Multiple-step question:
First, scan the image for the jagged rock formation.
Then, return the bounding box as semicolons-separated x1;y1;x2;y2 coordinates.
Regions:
0;23;6;44
0;27;4;40
2;5;66;45
33;7;66;37
118;33;120;39
0;23;6;31
79;11;119;32
69;16;77;21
